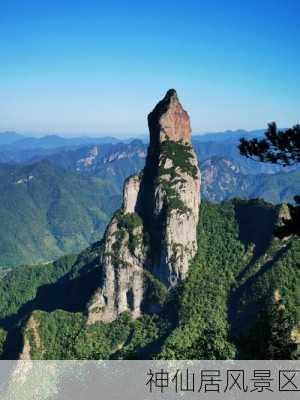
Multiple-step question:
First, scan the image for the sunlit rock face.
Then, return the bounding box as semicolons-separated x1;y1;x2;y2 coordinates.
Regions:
87;89;201;323
148;89;192;144
122;175;141;214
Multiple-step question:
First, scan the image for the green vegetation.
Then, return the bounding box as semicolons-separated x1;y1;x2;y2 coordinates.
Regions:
232;236;300;358
159;201;245;359
0;160;120;268
2;143;299;268
0;328;7;356
115;314;169;359
0;199;298;360
117;211;143;230
113;211;144;255
199;157;300;204
159;139;198;179
143;270;168;309
24;309;169;360
0;255;76;321
155;139;199;214
163;185;190;214
0;243;101;324
25;310;133;359
159;200;299;359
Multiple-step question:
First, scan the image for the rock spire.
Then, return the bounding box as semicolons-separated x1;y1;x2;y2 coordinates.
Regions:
87;90;201;323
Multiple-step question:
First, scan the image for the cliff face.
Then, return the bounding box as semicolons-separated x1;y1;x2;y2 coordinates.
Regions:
87;175;147;323
87;89;201;323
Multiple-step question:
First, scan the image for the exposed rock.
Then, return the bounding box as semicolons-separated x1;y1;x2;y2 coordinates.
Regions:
104;149;146;164
291;326;300;344
122;175;141;214
200;158;245;202
19;315;43;360
87;89;201;323
148;89;191;144
77;146;99;167
273;289;285;311
278;203;292;223
19;337;31;361
87;213;146;324
277;203;293;240
15;175;34;185
142;89;201;287
274;289;282;303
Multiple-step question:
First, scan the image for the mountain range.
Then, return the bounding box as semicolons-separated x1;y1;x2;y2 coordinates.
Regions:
0;130;299;268
0;89;298;361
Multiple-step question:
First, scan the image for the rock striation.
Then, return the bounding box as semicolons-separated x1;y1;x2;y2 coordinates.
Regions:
87;89;201;324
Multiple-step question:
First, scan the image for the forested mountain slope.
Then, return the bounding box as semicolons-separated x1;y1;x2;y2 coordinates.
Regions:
0;160;120;267
0;200;298;359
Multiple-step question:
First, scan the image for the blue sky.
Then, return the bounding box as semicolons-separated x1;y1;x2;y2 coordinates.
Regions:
0;0;299;136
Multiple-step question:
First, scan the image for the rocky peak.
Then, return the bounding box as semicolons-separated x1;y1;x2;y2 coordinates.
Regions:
148;89;191;148
87;90;201;324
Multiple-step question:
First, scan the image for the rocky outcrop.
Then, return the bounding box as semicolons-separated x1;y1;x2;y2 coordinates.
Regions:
148;89;191;144
87;213;146;323
123;175;141;214
141;89;201;287
19;314;43;360
87;173;146;323
87;89;201;324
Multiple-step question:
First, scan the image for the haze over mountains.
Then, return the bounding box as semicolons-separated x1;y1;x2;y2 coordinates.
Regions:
0;128;264;142
0;127;299;268
0;128;289;175
0;128;270;160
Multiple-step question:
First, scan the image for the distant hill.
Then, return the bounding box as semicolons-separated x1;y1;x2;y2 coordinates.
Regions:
0;160;120;267
0;133;121;151
41;142;300;204
0;128;292;177
201;157;300;203
0;127;274;150
125;128;269;144
44;140;146;190
193;128;266;143
193;141;289;175
0;130;291;176
0;132;25;145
